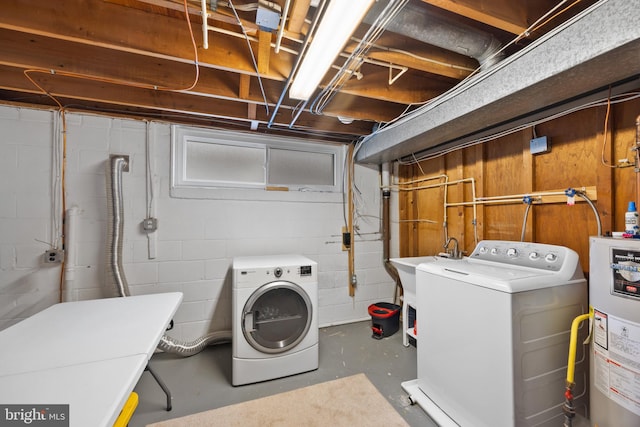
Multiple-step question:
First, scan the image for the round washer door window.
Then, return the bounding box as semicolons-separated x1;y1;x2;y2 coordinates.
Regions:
242;280;312;354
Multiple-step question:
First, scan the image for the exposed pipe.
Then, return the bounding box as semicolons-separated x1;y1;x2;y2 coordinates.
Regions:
201;0;210;49
381;163;401;304
395;175;478;246
575;190;602;237
518;189;601;240
563;312;592;427
63;206;79;302
347;145;356;295
274;0;291;54
363;0;505;69
268;0;328;128
106;155;231;357
520;202;532;242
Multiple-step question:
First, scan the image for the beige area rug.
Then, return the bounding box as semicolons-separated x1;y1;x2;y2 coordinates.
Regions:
146;373;409;427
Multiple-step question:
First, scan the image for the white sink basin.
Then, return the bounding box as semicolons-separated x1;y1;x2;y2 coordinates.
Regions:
390;256;438;346
390;256;437;298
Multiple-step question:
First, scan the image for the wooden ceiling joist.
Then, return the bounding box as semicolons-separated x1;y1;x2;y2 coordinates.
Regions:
421;0;529;34
0;0;602;140
0;63;374;135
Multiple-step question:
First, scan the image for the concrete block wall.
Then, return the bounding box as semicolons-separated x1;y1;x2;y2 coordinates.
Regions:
0;105;397;340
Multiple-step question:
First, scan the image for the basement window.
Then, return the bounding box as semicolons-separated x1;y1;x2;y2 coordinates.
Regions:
171;125;345;202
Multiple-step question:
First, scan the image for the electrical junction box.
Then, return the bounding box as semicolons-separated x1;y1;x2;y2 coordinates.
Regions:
256;0;281;32
142;217;158;232
530;136;550;155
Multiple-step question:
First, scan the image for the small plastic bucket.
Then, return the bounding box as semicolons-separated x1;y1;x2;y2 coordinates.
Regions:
368;302;401;339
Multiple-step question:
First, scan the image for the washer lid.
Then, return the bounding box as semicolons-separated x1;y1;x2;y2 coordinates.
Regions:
417;258;578;293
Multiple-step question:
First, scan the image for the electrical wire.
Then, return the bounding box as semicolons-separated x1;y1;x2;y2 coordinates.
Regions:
145;121;155;218
181;0;201;91
308;0;409;117
527;0;585;36
20;0;202;303
52;110;63;251
600;86;617;168
351;37;476;73
23;70;67;302
356;0;607;153
22;0;201;97
50;102;357;143
227;0;270;116
397;91;640;165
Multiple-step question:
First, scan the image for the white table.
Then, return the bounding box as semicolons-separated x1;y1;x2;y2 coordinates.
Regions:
0;292;183;427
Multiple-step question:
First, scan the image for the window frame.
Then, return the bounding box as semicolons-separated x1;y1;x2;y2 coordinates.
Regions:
170;125;346;203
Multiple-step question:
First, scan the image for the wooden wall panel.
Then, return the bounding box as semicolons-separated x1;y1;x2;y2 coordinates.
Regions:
481;129;530;243
532;108;601;271
613;96;640;229
398;89;640;272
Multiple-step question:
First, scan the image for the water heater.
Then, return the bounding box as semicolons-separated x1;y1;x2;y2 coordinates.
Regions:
589;237;640;426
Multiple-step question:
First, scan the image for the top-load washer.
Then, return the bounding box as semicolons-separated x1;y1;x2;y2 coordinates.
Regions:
402;240;588;427
232;254;318;386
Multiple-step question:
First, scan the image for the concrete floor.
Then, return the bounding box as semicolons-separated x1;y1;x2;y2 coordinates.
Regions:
130;320;435;427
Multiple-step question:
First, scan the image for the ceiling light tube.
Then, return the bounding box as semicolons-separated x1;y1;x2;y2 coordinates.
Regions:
288;0;375;100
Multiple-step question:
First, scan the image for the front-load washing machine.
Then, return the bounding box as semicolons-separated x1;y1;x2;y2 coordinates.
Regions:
232;254;318;386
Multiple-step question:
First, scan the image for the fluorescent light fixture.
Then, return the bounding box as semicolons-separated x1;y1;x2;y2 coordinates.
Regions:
289;0;374;100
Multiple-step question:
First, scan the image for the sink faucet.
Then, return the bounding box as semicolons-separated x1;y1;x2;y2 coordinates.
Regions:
443;237;462;259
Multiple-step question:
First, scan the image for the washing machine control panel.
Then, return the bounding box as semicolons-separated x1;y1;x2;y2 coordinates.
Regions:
470;240;570;272
233;256;317;288
300;265;312;276
262;265;314;280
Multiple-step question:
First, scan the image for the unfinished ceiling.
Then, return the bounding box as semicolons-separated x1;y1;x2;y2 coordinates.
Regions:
0;0;604;145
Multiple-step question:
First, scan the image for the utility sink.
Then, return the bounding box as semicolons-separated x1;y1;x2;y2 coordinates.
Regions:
390;256;438;346
390;256;438;298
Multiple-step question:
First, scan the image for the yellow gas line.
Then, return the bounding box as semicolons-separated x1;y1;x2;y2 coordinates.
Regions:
566;311;592;386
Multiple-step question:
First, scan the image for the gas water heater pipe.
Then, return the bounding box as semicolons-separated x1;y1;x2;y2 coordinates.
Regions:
563;312;592;427
381;163;401;303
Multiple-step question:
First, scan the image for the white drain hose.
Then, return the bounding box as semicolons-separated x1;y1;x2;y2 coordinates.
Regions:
106;155;231;356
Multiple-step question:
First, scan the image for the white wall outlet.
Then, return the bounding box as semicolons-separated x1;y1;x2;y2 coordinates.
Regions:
142;217;158;232
43;249;64;263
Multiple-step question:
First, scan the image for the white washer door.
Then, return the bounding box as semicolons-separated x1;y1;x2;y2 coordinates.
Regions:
242;280;312;354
